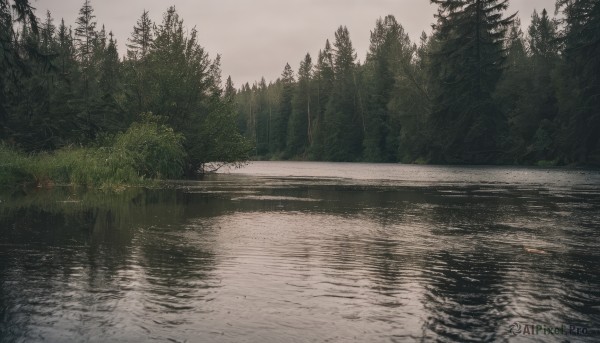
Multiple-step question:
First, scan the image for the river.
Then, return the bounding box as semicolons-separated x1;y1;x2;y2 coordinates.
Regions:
1;162;599;342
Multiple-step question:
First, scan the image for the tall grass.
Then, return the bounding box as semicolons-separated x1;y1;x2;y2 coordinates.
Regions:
0;116;186;188
0;145;141;188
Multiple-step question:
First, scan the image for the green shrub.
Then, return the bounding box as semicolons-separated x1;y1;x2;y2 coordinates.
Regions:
113;113;187;179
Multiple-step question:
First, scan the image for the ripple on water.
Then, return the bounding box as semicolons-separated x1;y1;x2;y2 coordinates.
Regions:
1;163;600;342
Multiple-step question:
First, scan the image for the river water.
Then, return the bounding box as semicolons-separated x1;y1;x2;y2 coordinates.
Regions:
1;162;599;342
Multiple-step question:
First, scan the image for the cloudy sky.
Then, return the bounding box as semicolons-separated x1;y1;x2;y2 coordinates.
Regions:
34;0;556;86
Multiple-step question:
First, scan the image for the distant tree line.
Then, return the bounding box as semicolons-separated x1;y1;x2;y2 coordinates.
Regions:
1;0;251;175
233;0;600;166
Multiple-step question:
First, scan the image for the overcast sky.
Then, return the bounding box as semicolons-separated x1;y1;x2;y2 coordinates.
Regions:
34;0;556;86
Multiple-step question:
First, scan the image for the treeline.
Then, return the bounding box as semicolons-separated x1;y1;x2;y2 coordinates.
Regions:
233;0;600;165
1;0;251;178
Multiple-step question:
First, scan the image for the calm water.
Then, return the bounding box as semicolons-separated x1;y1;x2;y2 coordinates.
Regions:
1;162;600;342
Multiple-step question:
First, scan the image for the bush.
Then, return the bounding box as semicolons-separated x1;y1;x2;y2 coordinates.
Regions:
113;113;187;179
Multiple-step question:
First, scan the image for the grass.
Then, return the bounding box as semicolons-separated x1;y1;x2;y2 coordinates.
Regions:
1;115;187;189
0;145;144;189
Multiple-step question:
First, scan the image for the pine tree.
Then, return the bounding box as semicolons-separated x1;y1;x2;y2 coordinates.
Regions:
255;77;273;155
0;0;38;133
40;11;56;54
270;63;294;154
363;15;413;162
124;10;155;115
555;0;600;164
310;40;335;159
51;18;84;145
494;17;533;161
392;31;433;162
99;31;119;94
73;0;99;138
429;0;515;163
528;9;560;60
524;9;560;161
287;53;313;156
145;6;250;174
96;31;124;130
208;54;223;97
147;6;211;128
74;0;97;64
323;26;362;161
127;10;153;60
224;75;236;100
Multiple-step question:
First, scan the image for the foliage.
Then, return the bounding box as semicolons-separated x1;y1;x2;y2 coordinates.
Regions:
427;0;515;163
362;15;416;162
191;101;253;171
1;1;251;184
287;53;314;157
0;115;186;188
322;26;362;161
0;144;140;188
112;113;186;179
232;2;598;166
3;0;600;172
554;0;600;165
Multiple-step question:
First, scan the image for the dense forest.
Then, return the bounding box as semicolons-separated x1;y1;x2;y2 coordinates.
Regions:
1;0;251;185
234;0;600;165
1;0;599;182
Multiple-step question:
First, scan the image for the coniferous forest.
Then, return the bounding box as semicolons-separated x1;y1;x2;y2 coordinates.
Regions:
1;0;599;188
234;0;600;166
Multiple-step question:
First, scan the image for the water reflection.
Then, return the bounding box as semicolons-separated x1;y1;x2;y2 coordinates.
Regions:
1;163;600;342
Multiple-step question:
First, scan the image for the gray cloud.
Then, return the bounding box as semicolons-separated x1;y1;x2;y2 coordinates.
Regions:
34;0;556;86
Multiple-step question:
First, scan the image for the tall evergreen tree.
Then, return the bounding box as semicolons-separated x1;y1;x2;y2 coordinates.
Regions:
363;15;413;162
124;10;155;115
99;32;119;94
74;0;97;64
40;11;57;54
257;77;276;155
287;53;313;156
528;9;560;60
0;0;38;137
224;75;236;100
494;17;533;161
146;6;211;128
269;63;294;154
50;18;85;145
523;9;560;161
73;0;99;138
390;31;433;163
323;26;362;161
310;40;335;159
428;0;515;163
96;31;125;131
126;9;153;60
144;6;250;173
555;0;600;164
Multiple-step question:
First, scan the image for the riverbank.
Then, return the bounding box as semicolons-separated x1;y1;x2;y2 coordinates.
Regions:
0;145;146;189
0;119;187;189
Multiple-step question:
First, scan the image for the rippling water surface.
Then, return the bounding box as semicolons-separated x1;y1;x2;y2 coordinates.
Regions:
1;162;600;342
